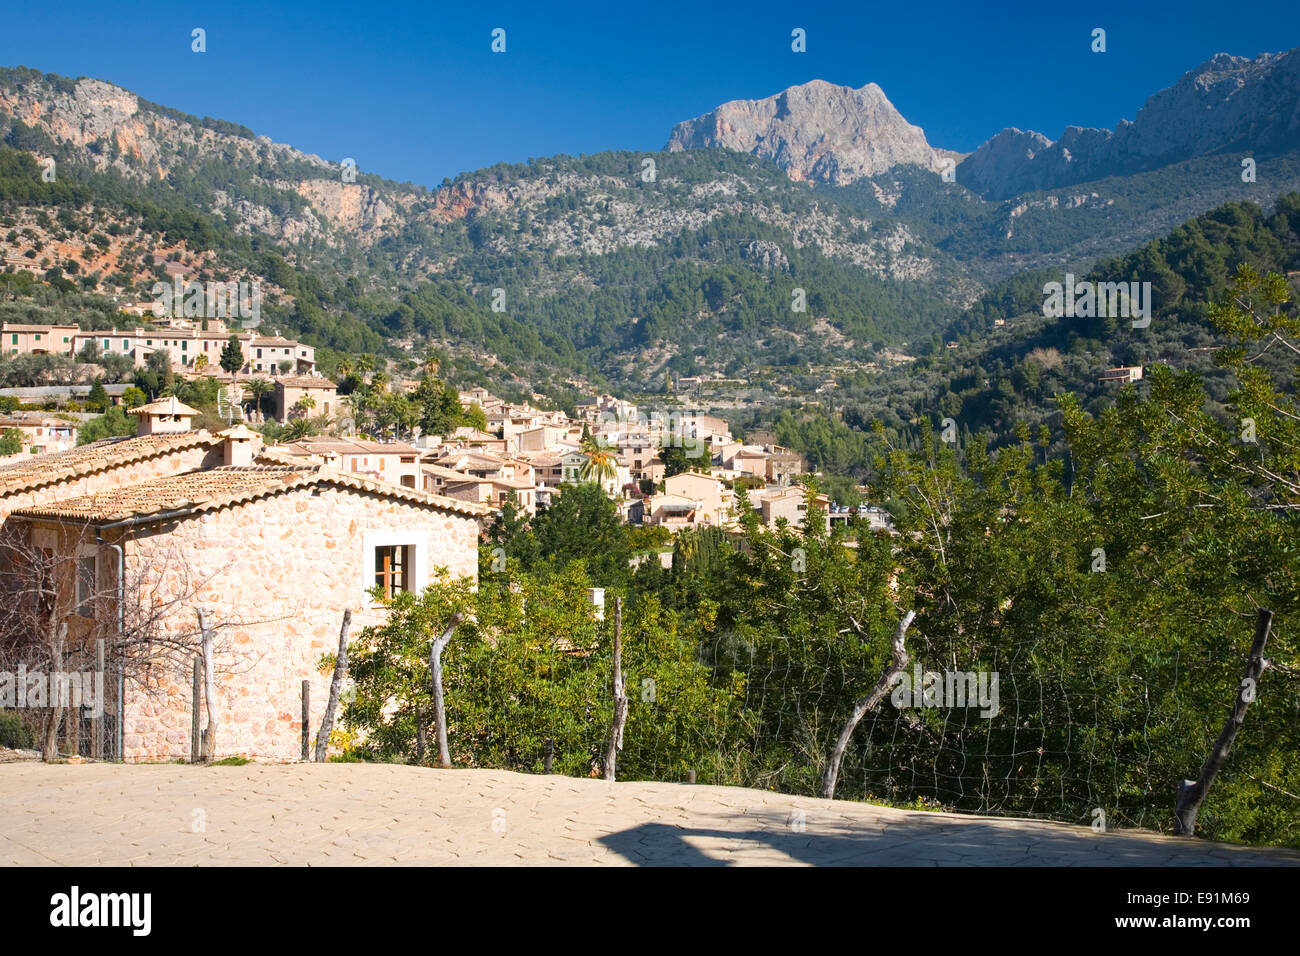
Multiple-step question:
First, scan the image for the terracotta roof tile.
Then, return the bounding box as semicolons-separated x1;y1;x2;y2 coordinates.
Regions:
0;431;218;496
10;460;492;523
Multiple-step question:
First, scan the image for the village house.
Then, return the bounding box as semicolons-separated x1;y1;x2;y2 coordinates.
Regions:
442;427;510;455
750;485;833;531
0;406;487;762
765;450;804;484
47;323;315;376
249;335;316;375
70;327;254;371
0;412;79;461
2;322;80;356
1098;365;1144;384
457;386;498;409
517;424;579;453
515;451;564;508
639;492;707;530
273;375;339;422
275;439;422;488
441;475;537;514
660;471;733;527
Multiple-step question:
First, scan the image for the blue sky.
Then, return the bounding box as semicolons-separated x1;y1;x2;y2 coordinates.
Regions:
1;1;1297;188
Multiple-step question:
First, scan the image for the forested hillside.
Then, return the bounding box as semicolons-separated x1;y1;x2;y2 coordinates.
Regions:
768;195;1300;477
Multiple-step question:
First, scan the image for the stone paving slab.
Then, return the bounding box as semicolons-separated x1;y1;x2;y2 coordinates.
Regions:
1;763;1297;866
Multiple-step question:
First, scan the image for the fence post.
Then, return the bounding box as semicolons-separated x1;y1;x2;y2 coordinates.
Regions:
544;738;554;773
301;680;310;762
92;639;104;760
190;656;201;764
687;770;696;785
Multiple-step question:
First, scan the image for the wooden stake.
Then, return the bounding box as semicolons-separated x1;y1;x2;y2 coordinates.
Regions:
314;608;352;763
429;612;465;770
300;680;310;762
190;656;201;763
1174;608;1273;836
822;609;915;800
197;609;217;763
605;597;628;782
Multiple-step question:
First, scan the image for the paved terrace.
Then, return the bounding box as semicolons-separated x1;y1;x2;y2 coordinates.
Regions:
2;764;1297;866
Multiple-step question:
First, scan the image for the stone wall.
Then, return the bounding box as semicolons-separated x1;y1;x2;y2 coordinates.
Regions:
118;483;480;762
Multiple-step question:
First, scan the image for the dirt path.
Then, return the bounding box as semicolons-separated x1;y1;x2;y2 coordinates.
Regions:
2;763;1296;866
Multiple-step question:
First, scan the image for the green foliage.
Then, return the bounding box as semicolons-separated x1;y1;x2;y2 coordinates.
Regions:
344;566;739;778
219;335;243;374
0;427;23;456
85;380;109;413
530;482;630;586
0;711;36;749
77;406;134;444
659;444;690;478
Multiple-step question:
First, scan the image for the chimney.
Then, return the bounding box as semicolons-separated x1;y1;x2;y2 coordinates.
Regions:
217;423;262;466
129;396;199;436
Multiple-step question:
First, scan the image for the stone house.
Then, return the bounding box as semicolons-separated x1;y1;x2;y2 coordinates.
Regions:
641;492;705;529
249;335;316;375
766;451;804;485
0;410;487;763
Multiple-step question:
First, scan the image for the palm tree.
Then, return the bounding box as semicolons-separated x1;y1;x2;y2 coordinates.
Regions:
342;390;370;436
579;434;618;488
283;417;316;440
290;394;316;420
245;377;273;422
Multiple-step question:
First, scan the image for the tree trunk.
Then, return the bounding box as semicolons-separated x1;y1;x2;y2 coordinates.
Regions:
314;608;352;762
41;623;67;762
1173;608;1272;836
605;597;628;782
197;609;218;763
822;609;915;800
428;612;465;770
415;703;426;761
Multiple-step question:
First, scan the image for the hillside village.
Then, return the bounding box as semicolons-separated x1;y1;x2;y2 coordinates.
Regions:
0;311;888;534
0;310;891;763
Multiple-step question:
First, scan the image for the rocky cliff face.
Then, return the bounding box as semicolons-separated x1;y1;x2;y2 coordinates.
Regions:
0;70;412;246
666;80;946;184
959;49;1300;199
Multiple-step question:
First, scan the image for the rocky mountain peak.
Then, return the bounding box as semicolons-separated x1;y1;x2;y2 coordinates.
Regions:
959;46;1300;199
666;79;946;184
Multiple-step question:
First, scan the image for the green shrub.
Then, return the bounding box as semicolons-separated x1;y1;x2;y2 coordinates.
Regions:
0;711;36;749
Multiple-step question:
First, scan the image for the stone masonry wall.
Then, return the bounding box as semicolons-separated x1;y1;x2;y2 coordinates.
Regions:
119;483;480;762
